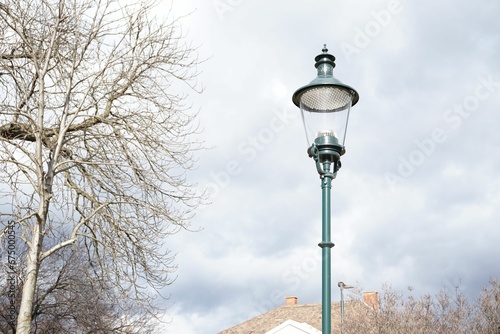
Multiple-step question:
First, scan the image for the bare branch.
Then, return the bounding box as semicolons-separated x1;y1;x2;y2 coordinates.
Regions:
0;0;204;332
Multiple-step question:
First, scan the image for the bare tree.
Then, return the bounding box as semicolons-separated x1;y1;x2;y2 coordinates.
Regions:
345;281;499;334
0;0;203;332
1;244;160;333
473;278;500;334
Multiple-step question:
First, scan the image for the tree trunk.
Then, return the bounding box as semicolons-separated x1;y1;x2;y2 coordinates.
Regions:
17;74;50;332
16;219;43;334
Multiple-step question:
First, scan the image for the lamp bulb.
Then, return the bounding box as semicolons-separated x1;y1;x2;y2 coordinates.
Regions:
317;130;336;138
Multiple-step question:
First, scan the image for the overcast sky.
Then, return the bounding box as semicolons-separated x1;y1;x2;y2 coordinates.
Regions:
160;0;500;333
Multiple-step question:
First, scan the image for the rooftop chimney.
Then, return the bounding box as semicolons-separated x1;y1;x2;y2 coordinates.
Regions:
285;296;298;306
363;291;379;310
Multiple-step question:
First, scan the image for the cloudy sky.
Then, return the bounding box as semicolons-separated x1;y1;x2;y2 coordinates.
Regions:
161;0;500;333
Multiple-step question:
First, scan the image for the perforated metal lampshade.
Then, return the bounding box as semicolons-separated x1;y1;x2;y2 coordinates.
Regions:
292;46;359;148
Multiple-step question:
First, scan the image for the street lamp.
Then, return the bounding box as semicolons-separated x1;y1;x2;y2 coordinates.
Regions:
338;282;354;334
292;45;359;334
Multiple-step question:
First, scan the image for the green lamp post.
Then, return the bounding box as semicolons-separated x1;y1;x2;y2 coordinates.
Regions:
292;45;359;334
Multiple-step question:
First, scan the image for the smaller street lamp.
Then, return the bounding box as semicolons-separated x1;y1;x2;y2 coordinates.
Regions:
292;45;359;334
338;281;354;334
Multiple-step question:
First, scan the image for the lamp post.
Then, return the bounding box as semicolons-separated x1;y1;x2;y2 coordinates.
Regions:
292;45;359;334
338;282;354;334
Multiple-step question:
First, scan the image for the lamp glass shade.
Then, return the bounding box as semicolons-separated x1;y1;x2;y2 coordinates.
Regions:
298;86;354;146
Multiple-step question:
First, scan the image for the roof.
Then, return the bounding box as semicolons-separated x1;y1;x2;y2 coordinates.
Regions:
219;300;374;334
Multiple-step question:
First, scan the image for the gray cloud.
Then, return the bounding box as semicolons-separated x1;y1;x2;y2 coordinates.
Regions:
163;1;500;333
